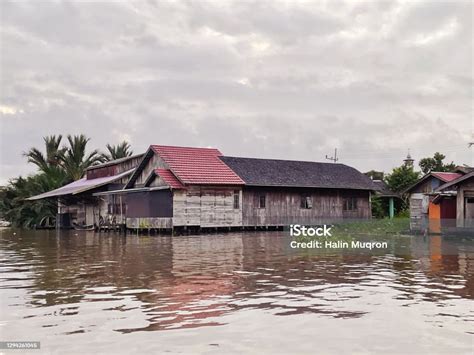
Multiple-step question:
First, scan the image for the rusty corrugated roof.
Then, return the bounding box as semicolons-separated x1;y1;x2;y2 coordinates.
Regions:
431;172;462;182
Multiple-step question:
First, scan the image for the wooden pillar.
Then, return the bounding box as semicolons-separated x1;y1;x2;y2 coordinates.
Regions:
457;188;464;227
56;197;60;229
120;194;123;225
389;197;394;219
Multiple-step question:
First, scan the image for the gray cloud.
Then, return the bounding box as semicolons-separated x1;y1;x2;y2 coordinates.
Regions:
0;0;472;184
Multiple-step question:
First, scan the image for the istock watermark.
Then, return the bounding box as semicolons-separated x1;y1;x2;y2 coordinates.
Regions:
289;224;332;237
288;223;389;251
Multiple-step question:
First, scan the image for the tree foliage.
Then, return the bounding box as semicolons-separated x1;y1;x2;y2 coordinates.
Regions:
101;141;133;161
0;175;58;228
61;134;103;180
1;134;127;228
419;152;456;174
383;162;421;216
385;164;421;194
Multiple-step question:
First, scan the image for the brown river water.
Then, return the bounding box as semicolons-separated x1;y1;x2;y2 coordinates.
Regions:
0;229;473;354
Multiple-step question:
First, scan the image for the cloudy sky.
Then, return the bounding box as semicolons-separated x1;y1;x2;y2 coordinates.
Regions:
0;0;472;184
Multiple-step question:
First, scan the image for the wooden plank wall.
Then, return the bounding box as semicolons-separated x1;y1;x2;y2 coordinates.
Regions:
241;187;370;226
87;155;143;179
457;179;474;227
135;154;168;186
409;193;424;219
126;217;173;229
173;186;242;227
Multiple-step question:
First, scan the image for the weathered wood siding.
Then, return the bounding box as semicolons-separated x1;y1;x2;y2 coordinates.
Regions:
241;187;370;226
411;177;442;194
135;154;169;186
173;186;242;227
87;155;143;179
456;177;474;227
126;217;173;229
409;193;425;219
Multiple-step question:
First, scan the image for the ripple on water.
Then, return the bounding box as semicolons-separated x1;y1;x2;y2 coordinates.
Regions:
0;230;473;353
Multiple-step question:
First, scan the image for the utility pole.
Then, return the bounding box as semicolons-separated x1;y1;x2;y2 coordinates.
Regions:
326;148;338;163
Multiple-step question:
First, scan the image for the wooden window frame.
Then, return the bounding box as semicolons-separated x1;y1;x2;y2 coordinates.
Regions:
300;195;313;209
259;194;266;209
233;190;240;209
343;197;358;211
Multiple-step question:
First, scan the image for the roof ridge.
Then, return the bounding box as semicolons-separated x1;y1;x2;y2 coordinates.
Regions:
152;144;221;151
221;155;346;166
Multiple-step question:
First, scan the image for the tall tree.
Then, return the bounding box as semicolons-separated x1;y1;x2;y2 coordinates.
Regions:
385;164;421;194
101;141;133;161
24;135;67;173
24;135;67;188
61;134;103;180
419;152;456;174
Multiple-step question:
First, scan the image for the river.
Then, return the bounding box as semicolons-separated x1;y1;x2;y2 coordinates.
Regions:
0;229;472;354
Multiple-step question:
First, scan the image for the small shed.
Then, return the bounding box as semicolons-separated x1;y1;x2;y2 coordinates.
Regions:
405;172;462;220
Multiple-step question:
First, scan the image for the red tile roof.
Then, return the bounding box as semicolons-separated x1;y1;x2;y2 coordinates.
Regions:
155;169;185;189
151;145;244;185
431;172;462;182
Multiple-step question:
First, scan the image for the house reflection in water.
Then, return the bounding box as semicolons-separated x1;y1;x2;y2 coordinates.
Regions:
4;230;472;334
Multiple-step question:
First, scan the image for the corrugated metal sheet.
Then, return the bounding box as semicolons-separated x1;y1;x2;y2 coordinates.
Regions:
431;172;462;182
27;169;134;200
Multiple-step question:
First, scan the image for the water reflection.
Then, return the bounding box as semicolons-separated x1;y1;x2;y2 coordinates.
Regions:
1;229;473;353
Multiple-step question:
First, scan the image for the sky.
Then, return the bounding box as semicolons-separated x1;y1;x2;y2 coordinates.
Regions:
0;0;473;184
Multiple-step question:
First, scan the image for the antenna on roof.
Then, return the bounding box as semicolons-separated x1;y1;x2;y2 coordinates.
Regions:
326;148;338;163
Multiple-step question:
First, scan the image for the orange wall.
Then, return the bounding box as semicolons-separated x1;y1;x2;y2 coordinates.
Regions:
429;202;440;219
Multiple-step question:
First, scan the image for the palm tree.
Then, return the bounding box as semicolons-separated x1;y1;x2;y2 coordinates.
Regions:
24;135;66;173
101;141;133;161
61;134;103;180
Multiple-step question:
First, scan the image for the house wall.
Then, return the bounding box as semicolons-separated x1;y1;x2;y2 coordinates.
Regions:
456;178;474;227
125;186;242;229
125;190;174;229
86;155;143;179
241;187;371;226
60;200;99;226
408;177;443;221
135;154;168;186
409;193;425;219
126;190;173;218
410;177;443;194
440;198;457;220
173;186;243;228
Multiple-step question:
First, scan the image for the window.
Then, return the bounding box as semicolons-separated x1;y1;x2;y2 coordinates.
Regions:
259;195;266;208
467;198;474;204
343;197;358;211
233;190;240;209
300;195;312;209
